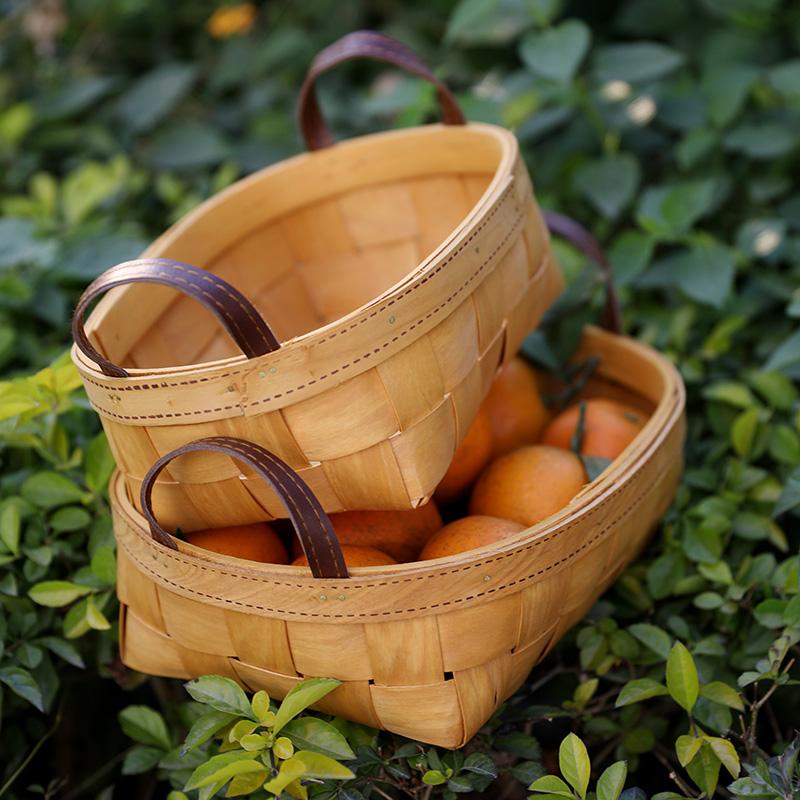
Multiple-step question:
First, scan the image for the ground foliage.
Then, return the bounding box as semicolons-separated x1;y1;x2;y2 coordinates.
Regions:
0;0;799;797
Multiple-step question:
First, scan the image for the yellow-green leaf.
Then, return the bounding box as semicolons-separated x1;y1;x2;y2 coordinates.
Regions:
666;642;699;712
559;733;591;800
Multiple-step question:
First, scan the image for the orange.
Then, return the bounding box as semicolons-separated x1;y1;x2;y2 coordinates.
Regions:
542;398;647;460
469;445;586;526
418;516;526;560
185;523;288;564
292;544;397;567
306;502;442;563
435;408;493;504
482;357;549;457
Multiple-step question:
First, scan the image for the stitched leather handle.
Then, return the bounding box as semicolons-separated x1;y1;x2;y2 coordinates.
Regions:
543;211;623;335
72;258;280;378
140;437;349;579
298;30;465;151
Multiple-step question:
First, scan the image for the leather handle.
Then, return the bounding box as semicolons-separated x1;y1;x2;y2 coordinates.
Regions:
72;258;280;378
543;211;623;335
140;437;349;580
298;30;465;151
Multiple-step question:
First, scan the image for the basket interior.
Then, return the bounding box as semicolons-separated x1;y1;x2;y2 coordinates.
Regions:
88;128;507;372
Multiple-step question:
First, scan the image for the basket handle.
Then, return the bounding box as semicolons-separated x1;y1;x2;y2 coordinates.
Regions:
72;258;280;378
298;30;465;151
140;436;349;579
543;210;623;335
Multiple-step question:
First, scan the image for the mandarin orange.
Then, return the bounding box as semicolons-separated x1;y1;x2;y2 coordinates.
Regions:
185;523;288;564
542;398;647;460
434;407;493;504
469;445;586;526
482;357;549;457
292;544;397;567
418;515;526;560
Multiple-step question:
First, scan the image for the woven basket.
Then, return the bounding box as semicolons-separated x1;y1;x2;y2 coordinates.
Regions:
112;322;685;748
70;32;564;532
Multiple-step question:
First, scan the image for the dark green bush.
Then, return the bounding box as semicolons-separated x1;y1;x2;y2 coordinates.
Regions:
0;0;798;797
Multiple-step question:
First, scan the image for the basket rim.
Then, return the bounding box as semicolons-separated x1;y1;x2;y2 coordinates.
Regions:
74;122;521;383
111;326;686;584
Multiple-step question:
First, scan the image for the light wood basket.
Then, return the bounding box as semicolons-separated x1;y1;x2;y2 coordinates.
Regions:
71;33;564;532
113;325;686;748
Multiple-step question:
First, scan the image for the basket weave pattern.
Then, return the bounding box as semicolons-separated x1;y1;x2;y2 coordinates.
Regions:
113;327;685;747
75;126;563;530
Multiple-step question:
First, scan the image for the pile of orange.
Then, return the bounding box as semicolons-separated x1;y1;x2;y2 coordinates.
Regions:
184;358;648;568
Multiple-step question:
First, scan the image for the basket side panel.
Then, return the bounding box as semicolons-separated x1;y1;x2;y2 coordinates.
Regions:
364;616;444;685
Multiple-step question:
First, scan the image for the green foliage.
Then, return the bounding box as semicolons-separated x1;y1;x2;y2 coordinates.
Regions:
0;0;799;797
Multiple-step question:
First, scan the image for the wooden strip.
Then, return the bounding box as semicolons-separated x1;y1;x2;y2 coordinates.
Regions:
454;652;513;744
120;609;189;680
322;439;410;510
371;680;464;747
338;183;418;249
437;594;521;672
365;616;444;685
287;621;373;681
225;610;297;674
282;369;400;462
157;587;236;654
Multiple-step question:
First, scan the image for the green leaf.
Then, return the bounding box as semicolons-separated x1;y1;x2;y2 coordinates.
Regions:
706;737;740;778
283;717;355;761
423;770;448;786
292;751;354;780
0;218;54;268
445;0;539;45
574;154;640;219
84;433;114;493
272;677;341;734
702;381;756;408
184;675;253;719
676;734;703;767
593;42;685;82
519;20;591;83
765;329;800;374
122;745;163;776
622;727;655;754
0;503;21;554
463;753;498;779
666;642;700;712
181;710;237;756
184;751;263;791
90;545;116;585
148;122;230;171
86;595;111;630
37;636;85;669
529;775;574;796
768;58;800;102
116;62;197;133
262;754;307;796
63;598;91;639
772;467;800;517
596;761;627;800
610;231;654;287
731;408;761;458
724;123;797;160
0;666;43;711
49;506;91;532
615;678;669;707
559;733;591;800
686;743;721;797
119;705;172;750
251;689;271;722
225;770;268;797
28;580;92;607
21;472;86;509
628;623;672;659
700;681;745;711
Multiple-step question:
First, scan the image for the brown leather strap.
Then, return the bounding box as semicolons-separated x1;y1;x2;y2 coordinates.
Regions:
298;30;465;151
140;437;348;579
72;258;280;378
543;211;623;335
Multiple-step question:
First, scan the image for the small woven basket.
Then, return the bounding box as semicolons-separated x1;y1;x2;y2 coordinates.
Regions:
112;317;685;748
71;32;564;531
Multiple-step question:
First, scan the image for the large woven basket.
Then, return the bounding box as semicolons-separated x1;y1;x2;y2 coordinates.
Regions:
112;322;685;748
71;32;563;532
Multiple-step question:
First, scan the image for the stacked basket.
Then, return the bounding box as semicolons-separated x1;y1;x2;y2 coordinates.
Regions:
72;32;685;747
